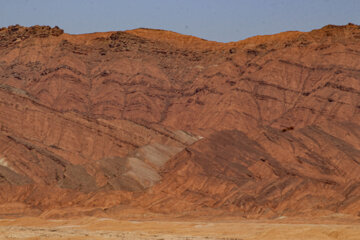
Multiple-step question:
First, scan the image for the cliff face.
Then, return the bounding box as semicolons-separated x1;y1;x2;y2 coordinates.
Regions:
0;24;359;218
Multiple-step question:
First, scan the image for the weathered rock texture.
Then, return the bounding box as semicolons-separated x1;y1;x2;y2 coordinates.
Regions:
0;24;359;218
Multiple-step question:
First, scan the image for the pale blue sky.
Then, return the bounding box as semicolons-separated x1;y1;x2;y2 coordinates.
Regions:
1;0;359;42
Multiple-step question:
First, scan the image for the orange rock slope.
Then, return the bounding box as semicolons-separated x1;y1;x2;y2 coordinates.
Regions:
0;24;359;218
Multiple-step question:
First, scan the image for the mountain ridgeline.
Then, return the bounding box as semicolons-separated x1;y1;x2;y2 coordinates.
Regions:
0;23;359;218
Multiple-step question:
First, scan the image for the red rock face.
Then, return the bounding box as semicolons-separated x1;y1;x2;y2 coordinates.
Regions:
0;24;359;218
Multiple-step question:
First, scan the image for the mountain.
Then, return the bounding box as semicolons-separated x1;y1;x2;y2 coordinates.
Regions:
0;23;359;218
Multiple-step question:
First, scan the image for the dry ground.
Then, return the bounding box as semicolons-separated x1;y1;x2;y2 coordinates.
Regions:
0;216;360;240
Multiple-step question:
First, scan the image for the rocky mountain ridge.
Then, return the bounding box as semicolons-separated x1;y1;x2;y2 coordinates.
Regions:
0;23;359;218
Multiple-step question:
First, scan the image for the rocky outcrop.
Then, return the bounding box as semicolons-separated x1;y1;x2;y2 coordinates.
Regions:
0;24;359;218
0;25;63;48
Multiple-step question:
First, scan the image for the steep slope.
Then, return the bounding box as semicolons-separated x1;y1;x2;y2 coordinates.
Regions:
0;24;359;218
143;127;360;217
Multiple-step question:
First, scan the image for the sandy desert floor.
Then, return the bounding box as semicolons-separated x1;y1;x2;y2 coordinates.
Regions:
0;216;360;240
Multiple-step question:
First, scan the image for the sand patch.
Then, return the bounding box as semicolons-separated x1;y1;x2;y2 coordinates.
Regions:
0;217;359;240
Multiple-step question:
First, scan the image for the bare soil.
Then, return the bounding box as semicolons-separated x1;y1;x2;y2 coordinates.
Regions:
1;217;360;240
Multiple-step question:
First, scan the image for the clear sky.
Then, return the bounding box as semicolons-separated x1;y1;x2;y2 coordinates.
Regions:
1;0;360;42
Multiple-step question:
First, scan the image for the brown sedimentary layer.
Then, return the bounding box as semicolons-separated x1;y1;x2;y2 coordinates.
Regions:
0;24;359;218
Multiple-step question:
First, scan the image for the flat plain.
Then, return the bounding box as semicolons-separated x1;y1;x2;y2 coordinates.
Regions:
1;217;360;240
